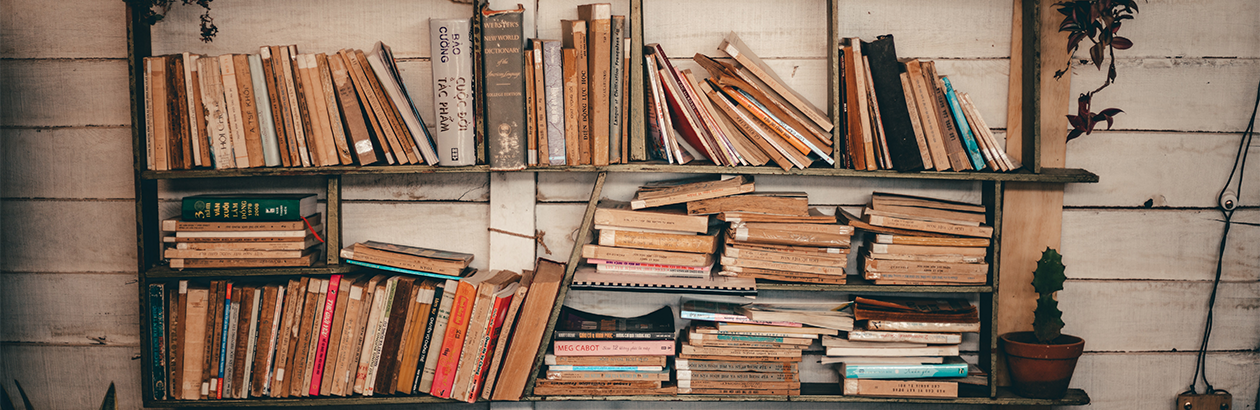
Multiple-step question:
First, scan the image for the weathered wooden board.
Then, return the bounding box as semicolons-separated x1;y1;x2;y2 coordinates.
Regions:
1070;0;1260;59
343;173;490;202
150;0;474;57
1062;209;1260;281
643;0;828;59
1059;280;1260;351
0;273;139;346
1;127;135;199
340;201;490;271
534;202;585;262
156;177;328;200
536;172;980;204
536;0;632;41
0;0;128;59
1064;131;1260;207
0;60;131;127
1069;352;1260;410
0;200;137;273
1071;58;1260;133
0;345;151;410
489;172;537;272
835;0;1013;59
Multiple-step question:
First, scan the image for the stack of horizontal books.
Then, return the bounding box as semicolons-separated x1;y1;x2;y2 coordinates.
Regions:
828;296;982;398
163;194;322;269
841;192;991;285
149;258;572;403
677;300;851;396
712;192;852;285
340;241;475;281
535;306;678;396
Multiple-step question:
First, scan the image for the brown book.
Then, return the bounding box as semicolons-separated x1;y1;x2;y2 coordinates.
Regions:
318;275;354;395
525;48;539;166
315;53;354;165
725;240;849;255
727;225;851;248
561;20;591;164
217;54;251;168
582;244;714;268
340;244;466;276
720;32;831;133
164;55;191;170
339;49;394;164
562;47;582;165
145;57;169;171
702;83;791;170
181;53;212;168
863;214;993;238
899;72;935;170
578;4;611;166
480;269;534;400
867;242;988;257
258;47;292;167
286;278;321;397
327;53;379;165
720;265;847;285
203;280;224;399
544;355;667;367
720;255;844;276
387;280;423;394
373;277;416;393
277;45;311;167
230;286;256;398
179;285;209;400
921;60;971;170
531;39;549;166
676;370;799;382
724;245;848;267
167;253;318;269
285;48;318;167
302;278;330;396
593;200;709;234
687;192;808;216
452;270;522;401
344;49;403;164
631;175;755;210
230;54;265;168
394;279;437;394
841;40;870;170
532;384;676;396
165;283;182;399
680;381;802;391
491;258;566;400
344;275;386;395
297;54;334;166
903;59;951;170
843;378;957;398
328;276;369;396
872;233;989;248
685;69;764;166
248;285;278;397
598;228;718;254
270;278;302;397
357;49;419;164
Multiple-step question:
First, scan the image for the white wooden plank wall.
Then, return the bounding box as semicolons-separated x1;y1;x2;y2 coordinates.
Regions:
0;0;1256;408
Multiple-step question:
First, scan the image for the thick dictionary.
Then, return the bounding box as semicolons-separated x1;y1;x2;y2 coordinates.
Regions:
480;4;527;170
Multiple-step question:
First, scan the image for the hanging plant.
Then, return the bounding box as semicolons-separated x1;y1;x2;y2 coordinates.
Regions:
1053;0;1138;141
125;0;218;42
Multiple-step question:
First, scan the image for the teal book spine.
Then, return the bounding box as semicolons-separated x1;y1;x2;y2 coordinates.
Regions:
343;259;464;281
149;283;168;400
181;194;314;222
941;77;985;170
842;362;968;379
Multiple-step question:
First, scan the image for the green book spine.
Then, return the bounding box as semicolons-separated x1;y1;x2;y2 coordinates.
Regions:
181;195;314;222
149;283;168;400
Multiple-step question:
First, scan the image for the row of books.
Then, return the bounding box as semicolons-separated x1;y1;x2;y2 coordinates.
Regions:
164;194;323;269
841;192;993;285
839;36;1020;172
535;306;678;396
147;257;569;403
143;40;443;171
828;296;983;398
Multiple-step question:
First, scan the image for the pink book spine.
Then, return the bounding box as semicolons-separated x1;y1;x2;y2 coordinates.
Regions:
552;340;676;357
309;274;342;395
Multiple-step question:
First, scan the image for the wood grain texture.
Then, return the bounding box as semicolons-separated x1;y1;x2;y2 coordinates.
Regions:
149;0;473;57
1070;58;1260;133
642;0;827;59
340;202;490;272
0;345;150;410
489;172;537;272
1;128;135;199
1071;0;1260;59
536;0;631;41
835;0;1013;59
1062;209;1260;281
1068;352;1259;410
343;173;489;202
0;60;130;127
1059;280;1260;351
1065;131;1260;207
0;273;139;346
1;200;137;273
0;0;128;58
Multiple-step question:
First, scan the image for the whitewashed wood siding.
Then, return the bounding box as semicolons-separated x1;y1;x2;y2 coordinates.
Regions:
1;0;1256;409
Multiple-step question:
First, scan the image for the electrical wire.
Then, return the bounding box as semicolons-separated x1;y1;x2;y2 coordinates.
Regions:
1185;75;1260;397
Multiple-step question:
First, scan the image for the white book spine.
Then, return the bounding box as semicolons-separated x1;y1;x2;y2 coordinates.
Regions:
248;55;281;167
241;288;262;397
218;55;250;168
182;52;203;167
541;40;567;165
429;19;476;166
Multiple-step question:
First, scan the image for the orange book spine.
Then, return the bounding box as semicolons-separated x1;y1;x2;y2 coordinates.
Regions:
428;280;476;398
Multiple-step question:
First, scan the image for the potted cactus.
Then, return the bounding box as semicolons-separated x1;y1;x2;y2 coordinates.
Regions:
999;247;1085;399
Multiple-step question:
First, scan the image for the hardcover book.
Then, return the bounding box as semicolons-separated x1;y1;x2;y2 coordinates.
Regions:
554;305;676;340
181;194;317;222
480;4;528;170
430;18;477;166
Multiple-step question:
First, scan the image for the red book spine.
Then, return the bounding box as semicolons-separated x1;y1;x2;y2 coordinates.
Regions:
309;274;341;395
552;340;676;356
429;281;475;398
466;292;513;402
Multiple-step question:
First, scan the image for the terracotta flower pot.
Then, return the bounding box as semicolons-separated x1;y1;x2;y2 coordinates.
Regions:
1000;331;1085;399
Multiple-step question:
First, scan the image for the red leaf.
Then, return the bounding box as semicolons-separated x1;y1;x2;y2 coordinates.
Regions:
1090;43;1105;69
1066;114;1087;130
1068;33;1086;51
1067;129;1085;141
1098;108;1124;117
1112;36;1133;50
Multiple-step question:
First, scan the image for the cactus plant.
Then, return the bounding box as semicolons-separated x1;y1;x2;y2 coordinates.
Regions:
1031;247;1067;343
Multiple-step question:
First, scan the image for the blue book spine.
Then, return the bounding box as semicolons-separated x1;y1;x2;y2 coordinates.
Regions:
843;363;968;379
941;77;985;170
343;258;463;281
218;282;232;397
148;283;167;400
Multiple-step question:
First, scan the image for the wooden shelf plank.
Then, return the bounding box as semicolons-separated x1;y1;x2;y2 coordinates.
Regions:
525;386;1089;405
144;264;358;279
146;396;457;407
142;163;1097;183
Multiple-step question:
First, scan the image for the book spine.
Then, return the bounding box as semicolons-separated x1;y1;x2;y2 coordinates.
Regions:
149;283;168;400
342;259;463;281
225;286;243;397
548;366;664;372
679;380;801;391
721;256;845;275
552;340;675;356
581;4;612;166
562;47;582;165
202;281;222;399
941;76;986;170
181;287;208;400
232;54;266;168
430;281;475;398
181;196;311;222
411;283;445;394
218;55;249;168
681;345;801;358
340;246;463;275
544;371;669;381
552;330;678;340
310;274;341;395
847;330;960;344
197;57;234;169
258;48;290;167
864;35;924;172
541;40;566;165
675;359;796;373
418;280;458;393
481;5;528;171
363;277;399;395
530;41;549;166
167;283;182;399
608;15;625;164
599;229;717;254
825;346;960;357
724;247;846;267
677;370;796;382
592;209;708;233
463;290;514;402
241;288;262;397
843;363;967;379
247;55;281;167
843;378;957;398
679;311;798;327
430;18;477;166
581;244;712;267
217;283;233;399
545;354;666;366
165;56;191;170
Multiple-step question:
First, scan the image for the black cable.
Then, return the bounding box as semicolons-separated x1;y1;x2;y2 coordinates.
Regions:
1186;75;1260;395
